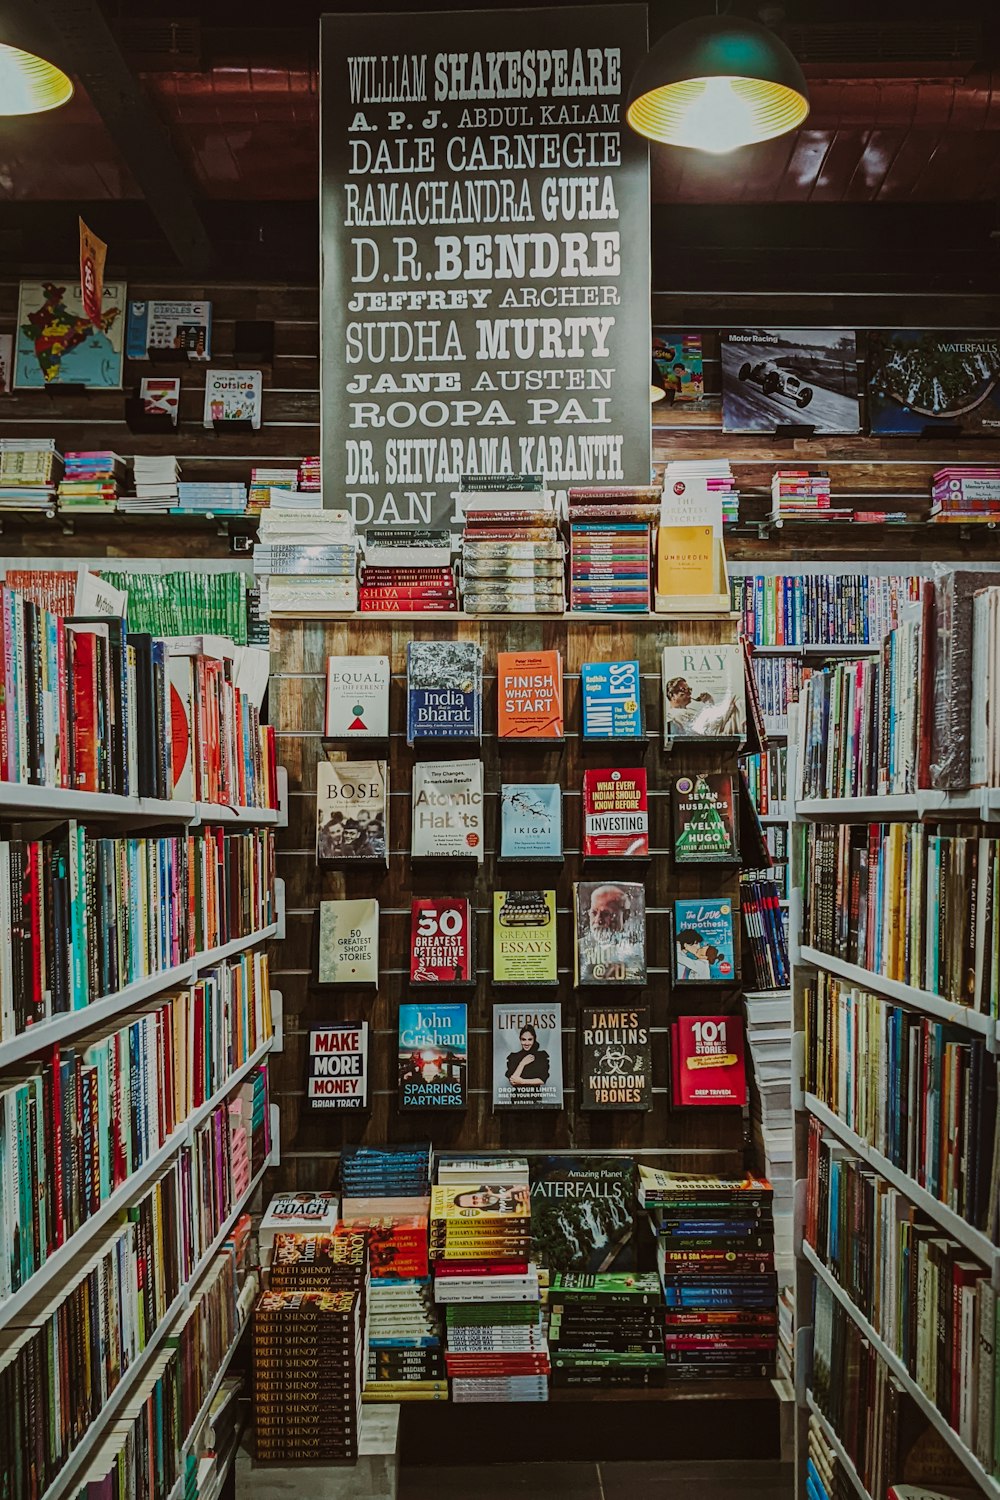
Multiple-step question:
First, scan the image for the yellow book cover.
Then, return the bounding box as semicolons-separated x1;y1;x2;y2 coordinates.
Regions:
493;890;557;985
430;1183;531;1223
656;525;716;598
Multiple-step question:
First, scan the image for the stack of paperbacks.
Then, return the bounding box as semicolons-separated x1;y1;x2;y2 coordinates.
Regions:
931;466;1000;523
359;528;458;613
247;465;298;514
254;504;357;615
252;1226;369;1462
568;485;659;613
121;455;180;514
769;468;851;523
340;1208;446;1403
547;1272;666;1389
431;1160;548;1402
637;1166;777;1383
174;480;248;516
0;438;60;512
457;475;563;615
58;450;126;513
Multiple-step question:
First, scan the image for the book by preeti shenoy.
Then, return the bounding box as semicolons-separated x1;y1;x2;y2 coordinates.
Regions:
499;783;562;860
397;1003;468;1108
582;768;649;858
671;898;737;985
530;1157;636;1274
316;759;388;865
406;640;482;744
325;655;391;738
671;773;739;863
411;759;484;861
573;881;646;986
496;650;564;739
578;1006;652;1111
492;1004;563;1108
670;1015;747;1107
318;898;379;984
581;659;643;740
409;898;474;984
493;890;558;985
307;1023;369;1110
661;643;747;740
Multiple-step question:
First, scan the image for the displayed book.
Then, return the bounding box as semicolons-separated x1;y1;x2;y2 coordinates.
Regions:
671;898;738;985
411;759;484;861
316;759;388;864
203;368;263;428
493;890;558;985
138;376;180;422
670;1015;747;1107
499;783;563;861
580;659;643;740
582;768;649;858
410;897;475;984
259;1192;341;1261
126;298;212;359
652;332;704;402
671;774;739;863
720;329;861;434
578;1006;652;1111
492;1004;564;1108
655;524;720;604
398;1002;468;1108
868;329;1000;435
661;643;746;739
406;640;483;744
15;278;126;389
530;1158;636;1274
318;898;379;984
325;655;391;738
496;650;564;739
573;880;647;986
307;1023;370;1110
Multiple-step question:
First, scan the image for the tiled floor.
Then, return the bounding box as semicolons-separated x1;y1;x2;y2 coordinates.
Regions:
400;1460;793;1500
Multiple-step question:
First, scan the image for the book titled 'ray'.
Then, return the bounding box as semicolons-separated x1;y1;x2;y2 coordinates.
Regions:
582;768;649;857
579;1006;652;1110
497;650;564;739
581;659;643;740
493;890;558;985
671;774;739;863
672;899;737;985
573;881;646;986
325;655;390;738
661;644;746;741
307;1023;369;1110
410;898;474;985
406;640;482;744
397;1003;468;1108
499;783;562;860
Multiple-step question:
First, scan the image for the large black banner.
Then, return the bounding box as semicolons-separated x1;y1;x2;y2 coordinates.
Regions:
320;6;651;529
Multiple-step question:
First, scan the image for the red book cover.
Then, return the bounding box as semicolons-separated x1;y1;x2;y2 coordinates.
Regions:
359;599;456;612
360;568;455;581
497;651;564;739
464;511;555;527
434;1260;531;1277
670;1015;747;1107
69;629;99;792
582;768;649;857
410;898;474;985
358;586;456;600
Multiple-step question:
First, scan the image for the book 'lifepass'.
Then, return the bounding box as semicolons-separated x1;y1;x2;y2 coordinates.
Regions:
573;881;647;986
530;1157;636;1275
670;1015;746;1107
492;1005;563;1108
307;1023;369;1110
661;644;747;741
411;760;484;861
672;899;737;985
496;650;564;739
406;640;482;744
671;774;739;863
493;890;558;985
325;655;391;739
499;783;562;861
579;1006;652;1111
581;660;643;740
397;1003;468;1109
409;898;474;985
316;759;388;865
318;898;379;984
582;768;649;858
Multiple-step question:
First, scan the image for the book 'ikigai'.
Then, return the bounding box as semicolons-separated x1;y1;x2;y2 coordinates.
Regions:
397;1002;468;1108
325;655;390;738
406;640;482;744
499;783;562;861
307;1023;369;1110
411;760;484;861
318;898;379;984
316;760;388;865
496;650;564;739
573;881;647;986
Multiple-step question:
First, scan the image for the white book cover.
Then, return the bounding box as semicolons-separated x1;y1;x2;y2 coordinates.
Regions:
411;759;484;861
259;1191;340;1258
316;760;388;864
202;368;262;429
325;655;390;737
661;642;747;739
318;897;379;983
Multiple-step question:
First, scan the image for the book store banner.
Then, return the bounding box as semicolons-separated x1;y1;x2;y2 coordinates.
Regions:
320;4;651;530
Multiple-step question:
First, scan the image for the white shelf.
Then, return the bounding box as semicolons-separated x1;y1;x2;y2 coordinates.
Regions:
805;1391;872;1500
749;644;878;657
794;788;999;822
803;1093;997;1271
194;801;279;827
0;782;282;827
797;945;997;1041
802;1244;1000;1500
758;812;790;825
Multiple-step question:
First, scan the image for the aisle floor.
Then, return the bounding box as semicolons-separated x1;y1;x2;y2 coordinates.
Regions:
399;1459;793;1500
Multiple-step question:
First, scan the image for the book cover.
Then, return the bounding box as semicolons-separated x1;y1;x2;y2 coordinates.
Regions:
581;660;643;740
499;783;562;861
307;1024;369;1110
138;377;180;422
202;368;262;428
0;333;12;394
578;1006;652;1111
720;329;860;434
126;299;212;360
325;656;390;738
411;760;484;861
661;644;747;739
496;650;564;739
582;768;649;857
671;774;739;863
15;279;126;389
573;881;646;986
670;1016;747;1107
652;332;704;403
656;526;717;599
672;899;737;985
316;760;387;864
493;890;558;985
492;1005;563;1108
406;640;482;744
260;1192;340;1256
398;1003;468;1109
410;898;474;985
868;330;1000;435
318;898;379;984
530;1157;636;1274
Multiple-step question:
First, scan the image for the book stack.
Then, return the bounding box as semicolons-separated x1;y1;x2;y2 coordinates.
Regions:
0;437;60;511
174;480;248;516
340;1143;433;1219
457;475;563;615
931;465;1000;522
741;879;790;990
122;454;181;514
248;465;298;513
259;1191;340;1266
298;454;321;491
364;1275;447;1401
359;527;457;612
252;1285;366;1461
662;458;739;527
568;486;659;613
548;1272;665;1390
255;505;357;616
637;1167;777;1382
100;568;251;641
731;571;921;648
57;450;126;512
769;468;850;523
744;990;794;1280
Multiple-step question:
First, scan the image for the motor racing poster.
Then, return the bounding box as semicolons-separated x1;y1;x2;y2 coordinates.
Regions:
720;328;860;434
